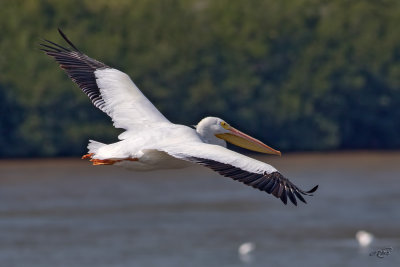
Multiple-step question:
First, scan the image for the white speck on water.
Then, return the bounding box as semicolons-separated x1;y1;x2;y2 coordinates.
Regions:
238;242;255;255
238;242;255;263
356;230;374;247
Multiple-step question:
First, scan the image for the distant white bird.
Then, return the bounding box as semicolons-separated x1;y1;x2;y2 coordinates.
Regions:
238;242;256;255
238;242;256;263
41;29;318;205
356;230;374;247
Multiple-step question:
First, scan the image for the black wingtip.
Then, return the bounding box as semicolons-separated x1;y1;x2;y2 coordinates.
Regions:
39;43;61;52
58;28;81;52
287;188;298;206
43;38;71;52
294;190;307;204
280;190;288;205
39;48;52;53
306;185;319;194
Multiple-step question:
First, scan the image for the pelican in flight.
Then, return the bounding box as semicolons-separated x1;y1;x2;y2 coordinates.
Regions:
41;29;318;205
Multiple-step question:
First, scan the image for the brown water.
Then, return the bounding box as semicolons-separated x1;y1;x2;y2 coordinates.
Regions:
0;152;399;267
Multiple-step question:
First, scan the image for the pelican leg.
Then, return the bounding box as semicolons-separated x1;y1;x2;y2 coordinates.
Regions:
90;157;139;166
90;158;117;165
82;153;94;159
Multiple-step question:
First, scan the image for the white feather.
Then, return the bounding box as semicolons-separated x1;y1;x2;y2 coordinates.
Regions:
94;68;170;131
87;140;106;154
160;142;278;174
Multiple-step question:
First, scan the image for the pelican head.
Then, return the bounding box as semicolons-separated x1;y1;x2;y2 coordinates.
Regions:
195;117;281;156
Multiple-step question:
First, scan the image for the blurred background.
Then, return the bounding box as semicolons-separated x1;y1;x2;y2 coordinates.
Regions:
0;0;399;266
2;0;400;157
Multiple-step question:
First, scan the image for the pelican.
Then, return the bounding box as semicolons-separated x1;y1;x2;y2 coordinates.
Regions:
41;29;318;206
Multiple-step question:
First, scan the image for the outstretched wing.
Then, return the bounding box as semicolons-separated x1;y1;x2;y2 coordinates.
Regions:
161;143;318;205
40;29;170;131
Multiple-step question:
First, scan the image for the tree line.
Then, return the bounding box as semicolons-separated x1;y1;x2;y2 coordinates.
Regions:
1;0;400;157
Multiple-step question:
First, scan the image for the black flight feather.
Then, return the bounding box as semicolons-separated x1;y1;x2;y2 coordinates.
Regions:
187;157;318;206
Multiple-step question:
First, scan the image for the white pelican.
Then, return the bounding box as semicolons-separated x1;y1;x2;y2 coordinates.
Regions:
41;29;318;205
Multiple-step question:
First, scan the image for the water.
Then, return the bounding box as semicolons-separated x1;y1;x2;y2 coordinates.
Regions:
0;152;399;267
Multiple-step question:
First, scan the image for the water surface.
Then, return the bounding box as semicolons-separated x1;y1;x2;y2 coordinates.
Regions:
0;152;399;266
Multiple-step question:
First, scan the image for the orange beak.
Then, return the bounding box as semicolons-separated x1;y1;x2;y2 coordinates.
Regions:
215;126;281;156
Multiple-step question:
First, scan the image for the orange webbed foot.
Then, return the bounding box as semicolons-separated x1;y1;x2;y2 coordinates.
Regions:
88;157;139;166
82;153;94;159
90;158;117;165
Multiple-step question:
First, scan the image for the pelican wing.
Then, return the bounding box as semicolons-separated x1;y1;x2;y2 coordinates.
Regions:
40;29;170;130
161;143;318;205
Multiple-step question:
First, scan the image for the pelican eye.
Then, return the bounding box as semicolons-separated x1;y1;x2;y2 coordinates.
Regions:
220;121;230;129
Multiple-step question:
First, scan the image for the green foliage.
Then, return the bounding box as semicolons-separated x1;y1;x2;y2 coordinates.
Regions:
1;0;400;157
